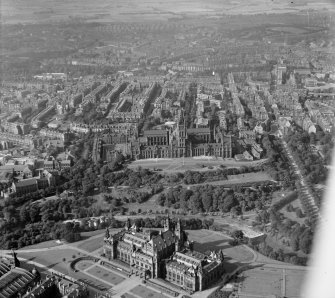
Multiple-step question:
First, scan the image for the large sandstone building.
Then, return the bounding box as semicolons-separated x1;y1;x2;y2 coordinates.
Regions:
103;217;225;293
93;126;232;162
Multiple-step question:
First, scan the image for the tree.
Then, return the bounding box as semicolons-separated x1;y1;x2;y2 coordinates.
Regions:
290;236;299;251
189;195;203;213
286;204;294;212
295;208;304;218
20;206;30;223
202;193;213;212
222;194;237;213
29;207;40;223
300;233;313;254
231;230;244;240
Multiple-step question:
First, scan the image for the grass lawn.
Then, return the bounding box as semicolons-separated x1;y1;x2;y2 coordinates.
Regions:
123;194;169;214
121;293;137;298
265;234;307;259
75;259;95;271
239;266;307;298
227;171;271;182
280;199;306;225
81;229;106;237
128;158;267;173
76;235;105;253
73;270;113;291
240;267;282;297
271;191;297;206
19;249;115;291
130;285;168;298
271;191;306;224
18;239;64;250
19;249;83;274
254;254;286;265
186;230;254;263
71;228;122;253
285;269;306;297
86;264;125;285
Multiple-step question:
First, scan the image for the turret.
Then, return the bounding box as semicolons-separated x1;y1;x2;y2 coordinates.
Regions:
175;239;181;252
197;265;203;291
125;218;131;231
131;222;139;233
164;216;171;232
187;240;194;251
174;218;184;244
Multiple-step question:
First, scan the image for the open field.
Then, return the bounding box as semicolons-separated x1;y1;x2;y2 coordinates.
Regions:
2;0;335;24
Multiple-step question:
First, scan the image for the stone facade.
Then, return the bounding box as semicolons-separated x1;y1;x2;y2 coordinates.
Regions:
103;217;225;293
94;126;232;162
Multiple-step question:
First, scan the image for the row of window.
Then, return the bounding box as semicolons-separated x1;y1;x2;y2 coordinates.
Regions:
135;261;151;270
167;271;184;282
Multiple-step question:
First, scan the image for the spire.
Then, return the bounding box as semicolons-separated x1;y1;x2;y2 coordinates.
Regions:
105;227;110;239
219;249;224;261
125;218;131;231
12;250;20;268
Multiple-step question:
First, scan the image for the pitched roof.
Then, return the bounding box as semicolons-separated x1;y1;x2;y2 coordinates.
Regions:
152;230;176;251
15;178;37;187
187;127;210;134
144;130;168;136
0;266;36;298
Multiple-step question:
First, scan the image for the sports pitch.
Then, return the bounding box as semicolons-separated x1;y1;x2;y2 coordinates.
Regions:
238;266;307;298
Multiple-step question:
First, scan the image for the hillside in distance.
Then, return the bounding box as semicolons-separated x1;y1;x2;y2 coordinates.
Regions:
2;0;335;24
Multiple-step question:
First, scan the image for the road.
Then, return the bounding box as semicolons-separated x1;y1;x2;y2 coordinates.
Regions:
281;138;321;223
1;225;308;298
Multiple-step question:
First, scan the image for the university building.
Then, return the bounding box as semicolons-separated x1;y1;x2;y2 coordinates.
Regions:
94;126;232;162
103;217;225;293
